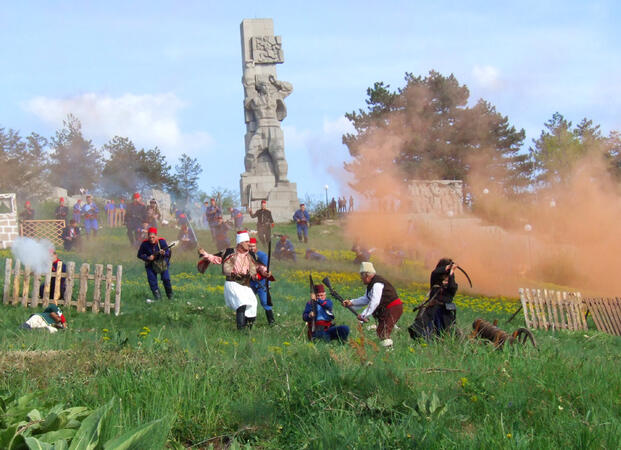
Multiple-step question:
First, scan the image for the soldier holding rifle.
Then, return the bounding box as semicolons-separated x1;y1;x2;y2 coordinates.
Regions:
303;283;349;343
342;262;403;348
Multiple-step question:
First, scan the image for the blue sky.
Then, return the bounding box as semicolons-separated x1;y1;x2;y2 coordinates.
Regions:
1;1;619;203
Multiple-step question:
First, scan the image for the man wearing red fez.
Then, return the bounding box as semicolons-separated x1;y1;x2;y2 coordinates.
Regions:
126;192;148;246
137;227;173;301
198;230;272;330
248;199;274;246
248;237;275;325
205;198;221;239
20;200;35;221
55;197;69;226
303;284;349;342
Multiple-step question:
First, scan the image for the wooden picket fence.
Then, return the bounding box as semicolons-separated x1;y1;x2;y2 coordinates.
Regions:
582;297;621;336
108;209;125;227
3;258;122;315
518;288;587;331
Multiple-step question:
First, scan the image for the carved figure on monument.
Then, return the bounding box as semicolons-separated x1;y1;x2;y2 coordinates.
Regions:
243;74;293;184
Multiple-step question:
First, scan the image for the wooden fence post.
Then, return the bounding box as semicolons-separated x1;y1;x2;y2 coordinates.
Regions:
52;262;63;303
92;264;103;313
114;265;122;316
31;274;41;309
65;262;75;307
77;263;90;313
42;270;52;308
104;264;113;314
3;258;12;305
12;259;22;305
21;266;31;307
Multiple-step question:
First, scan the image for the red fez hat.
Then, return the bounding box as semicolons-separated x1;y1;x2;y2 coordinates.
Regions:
249;237;257;244
133;192;140;199
148;227;157;234
59;197;64;202
261;200;267;204
25;201;31;206
314;284;325;294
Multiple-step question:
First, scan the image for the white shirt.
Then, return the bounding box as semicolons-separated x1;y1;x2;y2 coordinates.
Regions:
350;282;384;320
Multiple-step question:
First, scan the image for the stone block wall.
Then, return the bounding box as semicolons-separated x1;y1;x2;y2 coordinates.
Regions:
0;193;19;249
407;180;464;215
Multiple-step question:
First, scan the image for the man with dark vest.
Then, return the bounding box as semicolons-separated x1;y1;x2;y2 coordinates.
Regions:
62;219;81;251
343;262;403;348
126;192;147;246
55;197;69;226
248;200;274;246
205;198;221;238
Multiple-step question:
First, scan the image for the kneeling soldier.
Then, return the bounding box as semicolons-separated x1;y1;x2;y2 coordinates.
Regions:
303;284;349;342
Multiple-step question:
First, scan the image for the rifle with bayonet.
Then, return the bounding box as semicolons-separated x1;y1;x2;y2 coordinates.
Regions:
322;276;359;318
309;274;317;333
266;239;273;306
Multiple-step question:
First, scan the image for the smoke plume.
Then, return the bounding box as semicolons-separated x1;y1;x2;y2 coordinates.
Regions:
11;238;55;275
340;100;621;297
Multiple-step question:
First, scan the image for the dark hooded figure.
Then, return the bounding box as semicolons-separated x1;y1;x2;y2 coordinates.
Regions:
408;258;458;340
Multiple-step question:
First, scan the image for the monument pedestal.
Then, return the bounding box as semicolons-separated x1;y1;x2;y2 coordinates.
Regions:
240;173;298;223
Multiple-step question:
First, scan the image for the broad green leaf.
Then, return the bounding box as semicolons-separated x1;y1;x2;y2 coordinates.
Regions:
27;409;42;422
62;408;90;421
68;398;115;450
38;413;61;433
0;424;18;448
25;436;54;450
37;428;76;443
53;439;69;450
102;417;165;450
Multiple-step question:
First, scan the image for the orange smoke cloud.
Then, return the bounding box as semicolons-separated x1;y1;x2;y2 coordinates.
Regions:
341;127;621;298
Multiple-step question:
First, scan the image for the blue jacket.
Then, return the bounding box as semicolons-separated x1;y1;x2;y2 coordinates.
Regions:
137;238;171;266
250;250;269;290
293;209;310;224
303;298;335;324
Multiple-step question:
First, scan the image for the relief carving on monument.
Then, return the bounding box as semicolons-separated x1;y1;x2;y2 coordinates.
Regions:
251;36;284;63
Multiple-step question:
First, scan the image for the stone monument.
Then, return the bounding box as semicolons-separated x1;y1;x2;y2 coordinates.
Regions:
239;19;299;222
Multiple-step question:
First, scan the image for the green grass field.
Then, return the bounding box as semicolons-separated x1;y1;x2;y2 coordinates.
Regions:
1;222;620;449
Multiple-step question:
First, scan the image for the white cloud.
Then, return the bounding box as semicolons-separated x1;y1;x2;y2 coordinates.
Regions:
472;65;502;90
322;115;354;136
23;92;213;157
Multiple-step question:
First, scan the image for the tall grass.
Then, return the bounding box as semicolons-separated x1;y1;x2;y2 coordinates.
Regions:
0;223;619;448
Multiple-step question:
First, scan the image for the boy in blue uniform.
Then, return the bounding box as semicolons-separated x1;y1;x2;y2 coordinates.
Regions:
293;203;310;243
248;238;275;325
303;284;349;342
137;227;173;300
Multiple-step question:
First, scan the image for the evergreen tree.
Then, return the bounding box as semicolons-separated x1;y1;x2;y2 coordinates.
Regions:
101;136;173;196
0;127;49;197
48;114;102;195
529;113;606;186
343;71;528;197
173;154;202;205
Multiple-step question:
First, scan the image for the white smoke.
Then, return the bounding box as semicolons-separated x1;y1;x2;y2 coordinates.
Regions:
11;238;54;275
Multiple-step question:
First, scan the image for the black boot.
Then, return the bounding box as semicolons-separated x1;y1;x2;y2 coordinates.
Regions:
236;306;247;330
153;289;162;300
265;309;275;325
246;317;256;330
165;287;174;300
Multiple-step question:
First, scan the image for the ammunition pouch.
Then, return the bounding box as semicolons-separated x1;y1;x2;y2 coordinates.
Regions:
226;274;251;287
